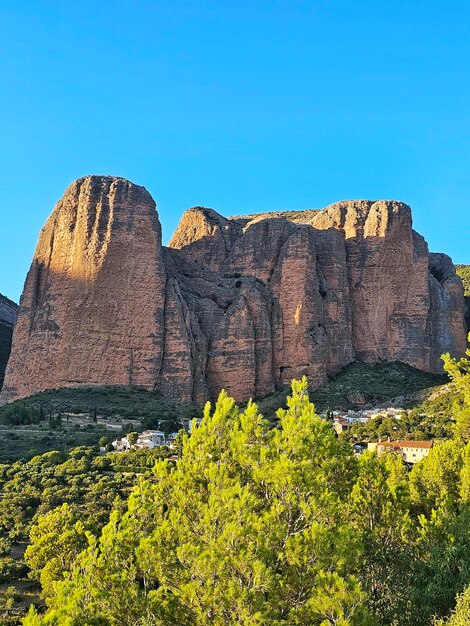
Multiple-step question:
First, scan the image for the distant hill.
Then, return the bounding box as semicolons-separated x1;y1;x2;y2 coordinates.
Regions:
0;294;17;389
456;265;470;331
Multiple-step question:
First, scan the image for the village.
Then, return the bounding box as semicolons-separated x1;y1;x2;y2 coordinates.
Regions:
108;414;204;453
110;429;179;452
328;405;407;434
108;407;433;465
327;406;433;463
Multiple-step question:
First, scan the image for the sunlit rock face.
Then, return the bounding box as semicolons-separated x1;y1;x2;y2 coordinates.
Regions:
1;178;467;404
1;176;167;402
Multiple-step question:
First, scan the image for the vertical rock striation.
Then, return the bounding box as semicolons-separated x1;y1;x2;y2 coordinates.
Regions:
1;176;167;402
167;200;466;402
1;178;467;405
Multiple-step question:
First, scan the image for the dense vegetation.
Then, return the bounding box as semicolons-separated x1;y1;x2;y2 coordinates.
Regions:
0;346;466;623
347;386;462;442
0;445;172;623
0;386;200;425
257;360;446;418
311;360;446;411
456;265;470;331
12;342;469;626
456;265;470;296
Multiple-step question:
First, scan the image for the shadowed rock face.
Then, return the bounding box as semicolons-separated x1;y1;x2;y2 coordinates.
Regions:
1;178;467;404
0;295;17;328
0;294;17;389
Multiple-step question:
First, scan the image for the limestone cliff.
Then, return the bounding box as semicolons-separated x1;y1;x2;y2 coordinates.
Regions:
1;177;467;404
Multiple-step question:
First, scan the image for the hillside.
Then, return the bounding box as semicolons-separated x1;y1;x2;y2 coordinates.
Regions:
256;360;448;418
456;264;470;295
0;386;201;463
16;364;470;626
0;356;466;623
0;361;447;464
0;385;200;422
0;323;13;387
0;361;446;421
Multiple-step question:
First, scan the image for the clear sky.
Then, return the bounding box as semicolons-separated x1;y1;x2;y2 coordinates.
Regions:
0;0;469;302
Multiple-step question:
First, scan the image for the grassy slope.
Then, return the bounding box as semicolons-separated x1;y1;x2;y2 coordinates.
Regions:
0;385;201;420
0;426;110;464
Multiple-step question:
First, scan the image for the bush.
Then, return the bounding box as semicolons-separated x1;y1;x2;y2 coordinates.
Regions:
0;557;27;583
0;536;11;557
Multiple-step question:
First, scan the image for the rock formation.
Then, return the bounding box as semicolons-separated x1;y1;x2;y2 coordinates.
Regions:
0;294;18;389
1;176;467;404
1;177;167;402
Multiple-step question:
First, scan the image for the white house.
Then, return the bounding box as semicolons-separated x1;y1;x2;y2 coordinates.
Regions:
112;430;168;451
134;430;166;449
111;436;131;452
369;440;433;464
333;417;351;435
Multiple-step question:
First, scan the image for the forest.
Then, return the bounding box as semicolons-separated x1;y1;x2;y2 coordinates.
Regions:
0;343;466;625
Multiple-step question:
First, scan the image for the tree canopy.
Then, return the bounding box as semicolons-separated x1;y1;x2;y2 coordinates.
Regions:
22;368;470;626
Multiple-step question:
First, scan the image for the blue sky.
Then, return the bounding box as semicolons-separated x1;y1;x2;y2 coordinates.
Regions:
0;0;469;302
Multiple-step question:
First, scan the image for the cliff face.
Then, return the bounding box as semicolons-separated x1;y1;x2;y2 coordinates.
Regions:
1;177;167;402
168;200;466;402
0;294;18;389
1;177;467;404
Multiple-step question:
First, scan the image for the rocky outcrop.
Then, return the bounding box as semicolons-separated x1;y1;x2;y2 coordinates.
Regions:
429;254;469;357
0;294;17;389
1;177;167;402
1;177;467;404
168;200;466;402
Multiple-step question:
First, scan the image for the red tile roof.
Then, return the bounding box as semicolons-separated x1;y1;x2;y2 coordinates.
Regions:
377;440;433;449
